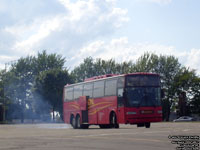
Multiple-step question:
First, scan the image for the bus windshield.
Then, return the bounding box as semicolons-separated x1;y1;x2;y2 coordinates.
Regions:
126;87;161;107
126;75;160;87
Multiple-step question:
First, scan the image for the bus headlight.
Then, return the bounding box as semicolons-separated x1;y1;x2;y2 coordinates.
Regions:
157;110;162;114
126;112;137;115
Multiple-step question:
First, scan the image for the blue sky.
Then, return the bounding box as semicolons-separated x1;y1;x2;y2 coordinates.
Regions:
116;0;200;51
0;0;200;74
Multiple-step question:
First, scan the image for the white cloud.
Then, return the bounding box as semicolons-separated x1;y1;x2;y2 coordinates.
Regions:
148;0;172;4
0;0;129;65
0;0;199;76
0;55;19;69
135;0;172;4
9;17;61;55
69;37;174;66
183;49;200;73
69;37;200;75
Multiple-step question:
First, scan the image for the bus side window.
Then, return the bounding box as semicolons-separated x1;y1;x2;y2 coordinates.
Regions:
117;77;125;88
74;84;83;99
65;86;74;101
93;80;105;98
83;83;93;98
105;79;117;96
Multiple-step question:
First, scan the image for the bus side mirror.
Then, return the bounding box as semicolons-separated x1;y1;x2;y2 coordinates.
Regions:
161;89;165;98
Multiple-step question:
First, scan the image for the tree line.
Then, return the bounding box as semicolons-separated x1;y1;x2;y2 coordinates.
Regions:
0;51;199;123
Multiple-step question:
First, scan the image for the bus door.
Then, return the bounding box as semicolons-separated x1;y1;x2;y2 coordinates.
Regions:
117;88;125;123
79;96;89;124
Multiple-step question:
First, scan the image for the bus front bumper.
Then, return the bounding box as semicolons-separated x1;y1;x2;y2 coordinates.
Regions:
125;117;162;124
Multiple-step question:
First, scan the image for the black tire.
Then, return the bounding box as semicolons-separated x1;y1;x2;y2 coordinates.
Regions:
71;116;77;129
99;124;111;129
76;115;81;129
114;123;119;128
137;123;144;127
81;124;89;129
76;115;89;129
145;122;151;128
110;112;119;128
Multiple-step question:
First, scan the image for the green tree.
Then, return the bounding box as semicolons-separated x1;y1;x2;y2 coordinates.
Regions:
173;68;200;116
5;57;35;122
34;69;72;120
72;57;96;82
33;50;65;75
190;76;200;115
0;70;5;105
132;53;182;121
3;50;68;122
1;70;23;121
132;53;159;72
0;70;5;122
71;57;133;82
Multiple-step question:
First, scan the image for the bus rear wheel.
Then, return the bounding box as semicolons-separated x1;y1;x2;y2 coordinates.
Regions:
76;115;81;129
76;115;89;129
71;116;77;129
145;122;151;128
99;124;111;129
81;124;89;129
110;112;119;128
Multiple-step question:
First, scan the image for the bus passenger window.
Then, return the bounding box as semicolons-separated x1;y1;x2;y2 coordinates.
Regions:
118;88;124;97
74;84;83;99
83;83;93;98
93;81;104;98
105;79;117;96
65;87;74;101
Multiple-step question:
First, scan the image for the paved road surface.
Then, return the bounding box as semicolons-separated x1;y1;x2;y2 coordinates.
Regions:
0;123;199;150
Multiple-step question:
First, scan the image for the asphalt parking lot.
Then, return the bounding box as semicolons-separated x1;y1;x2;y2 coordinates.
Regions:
0;122;199;150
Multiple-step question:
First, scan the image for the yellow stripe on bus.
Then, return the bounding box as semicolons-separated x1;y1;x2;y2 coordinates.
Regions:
89;104;113;115
68;104;80;110
88;101;113;109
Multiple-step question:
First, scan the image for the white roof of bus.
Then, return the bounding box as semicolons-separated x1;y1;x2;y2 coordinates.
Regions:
64;72;159;88
64;74;124;88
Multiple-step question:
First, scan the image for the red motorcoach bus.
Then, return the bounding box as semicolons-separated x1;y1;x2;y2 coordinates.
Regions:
63;73;162;129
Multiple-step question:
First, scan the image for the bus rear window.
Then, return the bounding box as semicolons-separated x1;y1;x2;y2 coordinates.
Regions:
126;75;160;87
